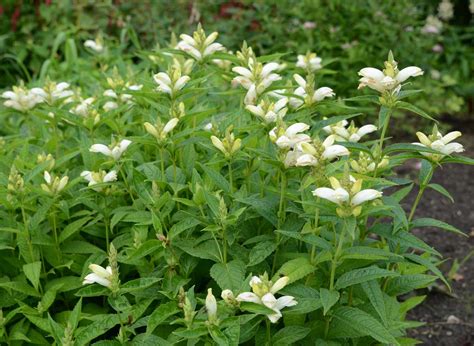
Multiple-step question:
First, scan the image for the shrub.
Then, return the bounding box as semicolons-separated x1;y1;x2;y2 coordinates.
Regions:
0;24;472;345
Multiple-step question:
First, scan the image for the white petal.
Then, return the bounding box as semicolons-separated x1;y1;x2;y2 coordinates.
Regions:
236;292;261;304
271;277;289;294
351;189;382;206
83;273;110;287
275;295;298;310
261;62;280;77
357;124;378;137
164;118;179;133
44;171;52;184
442;142;464;155
293;74;307;88
358;67;385;81
90;144;112;157
312;187;340;205
80;171;93;182
322;145;350;160
232;66;253;78
103;170;117;183
441;131;461;144
119;139;132;153
261;293;278;310
313;87;335;101
295;154;318;166
1;91;16;99
174;76;190;91
396;66;424;83
286;123;310;136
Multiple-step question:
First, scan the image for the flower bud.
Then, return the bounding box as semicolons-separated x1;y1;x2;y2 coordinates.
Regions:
206;288;218;323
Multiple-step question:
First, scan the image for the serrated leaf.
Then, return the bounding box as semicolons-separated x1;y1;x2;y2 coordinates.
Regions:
273;326;311;346
331;306;399;345
146;301;180;334
23;261;42;291
320;288;340;315
335;266;399;290
386;274;437;296
75;284;108;297
361;280;388;326
59;216;92;243
210;260;245;291
247;241;276;266
120;277;161;294
410;218;466;237
340;246;402;261
404;253;449;290
0;281;41;297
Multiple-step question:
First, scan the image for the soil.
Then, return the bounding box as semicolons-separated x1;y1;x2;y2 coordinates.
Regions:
400;131;474;345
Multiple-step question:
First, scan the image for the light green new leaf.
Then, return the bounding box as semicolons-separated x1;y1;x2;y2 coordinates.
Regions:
23;261;42;291
272;257;315;284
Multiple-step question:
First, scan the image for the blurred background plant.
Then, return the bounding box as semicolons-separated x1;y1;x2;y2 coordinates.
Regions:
0;0;473;128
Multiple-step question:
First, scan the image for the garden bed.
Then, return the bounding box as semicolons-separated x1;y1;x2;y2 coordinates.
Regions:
405;131;474;345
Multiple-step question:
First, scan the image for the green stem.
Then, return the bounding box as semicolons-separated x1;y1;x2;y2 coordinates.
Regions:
272;170;287;275
160;147;165;180
228;160;234;194
222;226;228;264
330;225;345;290
373;106;392;177
408;163;434;222
20;203;35;262
310;197;320;263
266;319;271;345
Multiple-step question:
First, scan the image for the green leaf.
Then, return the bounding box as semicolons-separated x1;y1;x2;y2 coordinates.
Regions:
75;314;120;345
285;297;322;314
386;274;437;296
273;258;315;284
236;195;278;227
410;218;466;237
59;216;92;243
248;241;277;266
199;163;231;194
273;326;311;346
335;266;399;290
75;284;109;297
120;277;161;294
427;184;454;203
404;253;450;290
340;246;402;261
239;302;275;315
361;280;388;326
146;301;180;334
23;261;42;291
68;298;82;331
396;101;436;122
331;306;399;345
210;260;246;291
0;281;41;297
319;288;340;315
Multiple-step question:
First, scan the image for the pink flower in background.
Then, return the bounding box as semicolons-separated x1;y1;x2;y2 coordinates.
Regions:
303;21;316;30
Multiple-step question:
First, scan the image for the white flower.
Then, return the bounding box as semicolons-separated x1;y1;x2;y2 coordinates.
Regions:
236;275;297;323
103;84;142;110
30;81;74;105
103;101;118;112
323;120;377;142
41;171;69;194
296;52;322;72
82;264;112;287
211;132;241;158
144;118;179;141
291;135;349;167
176;25;224;61
84;38;104;53
90;139;132;161
312;176;382;217
273;123;311;150
71;97;95;117
2;86;44;112
289;74;334;108
245;98;288;123
81;170;117;191
421;15;443;35
232;60;283;105
204;123;213;131
358;53;423;94
350;152;389;174
413;128;464;161
206;288;218;322
470;0;474;14
438;0;454;21
153;70;190;97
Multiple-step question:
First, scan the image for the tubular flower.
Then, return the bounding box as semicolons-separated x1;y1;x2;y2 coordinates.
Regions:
84;37;104;53
288;135;349;168
80;170;117;192
205;288;218;323
41;171;69;195
89;139;132;161
210;128;241;158
312;176;382;217
245;98;288;124
236;274;297;323
296;52;322;72
103;84;143;111
350;152;389;174
232;58;283;105
153;67;190;97
413;127;464;161
82;264;112;287
176;24;225;61
2;85;44;112
438;0;454;21
270;123;311;150
289;74;334;108
421;15;443;35
144;118;179;142
323;120;377;142
30;81;74;105
358;52;423;95
71;97;95;117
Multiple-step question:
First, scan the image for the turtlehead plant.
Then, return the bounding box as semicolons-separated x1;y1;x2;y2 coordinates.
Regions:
313;175;383;217
323;119;378;142
84;37;104;53
0;25;472;346
358;51;423;96
89;139;132;161
176;24;224;61
296;52;323;72
289;74;335;108
413;125;464;161
236;275;297;323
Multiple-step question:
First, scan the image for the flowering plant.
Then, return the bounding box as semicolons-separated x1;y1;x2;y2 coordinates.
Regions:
0;25;472;345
